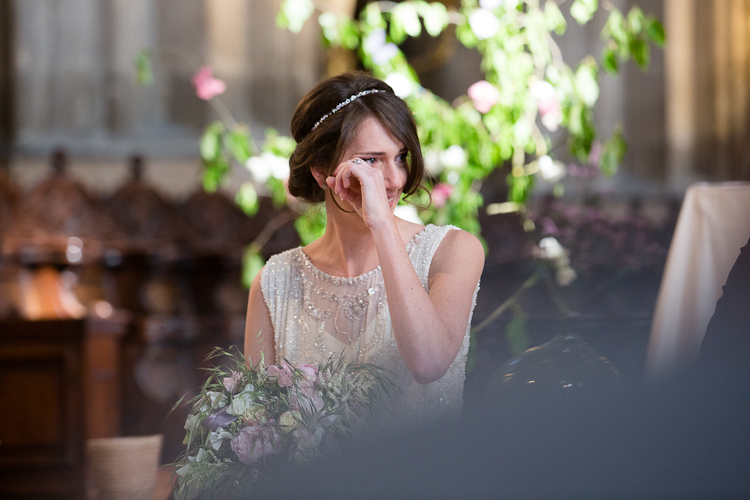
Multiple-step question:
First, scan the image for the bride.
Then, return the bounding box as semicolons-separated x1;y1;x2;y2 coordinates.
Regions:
245;72;484;422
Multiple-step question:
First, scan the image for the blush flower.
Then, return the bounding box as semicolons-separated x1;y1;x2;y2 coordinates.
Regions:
293;426;324;452
432;183;453;208
531;80;562;131
191;66;227;101
222;371;242;394
468;80;500;113
230;426;282;465
267;360;294;387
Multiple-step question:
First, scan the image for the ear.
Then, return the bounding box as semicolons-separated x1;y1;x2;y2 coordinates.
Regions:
310;166;328;188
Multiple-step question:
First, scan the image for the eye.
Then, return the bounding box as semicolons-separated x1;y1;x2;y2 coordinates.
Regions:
396;152;408;164
362;157;377;165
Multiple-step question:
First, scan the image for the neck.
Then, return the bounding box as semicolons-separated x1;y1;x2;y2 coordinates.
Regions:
305;199;385;277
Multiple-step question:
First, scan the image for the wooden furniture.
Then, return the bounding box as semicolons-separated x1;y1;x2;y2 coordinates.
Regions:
0;317;127;499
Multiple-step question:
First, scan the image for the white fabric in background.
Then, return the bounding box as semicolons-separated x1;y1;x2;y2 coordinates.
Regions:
646;182;750;378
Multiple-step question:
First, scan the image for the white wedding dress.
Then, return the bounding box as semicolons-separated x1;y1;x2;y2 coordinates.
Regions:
260;224;479;424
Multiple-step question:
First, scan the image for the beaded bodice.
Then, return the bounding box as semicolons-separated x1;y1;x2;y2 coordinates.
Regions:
260;224;478;423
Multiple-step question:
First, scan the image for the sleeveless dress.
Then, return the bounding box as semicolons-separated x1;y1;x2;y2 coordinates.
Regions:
260;224;479;424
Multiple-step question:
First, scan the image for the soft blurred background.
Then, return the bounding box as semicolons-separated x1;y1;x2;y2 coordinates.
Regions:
1;0;749;498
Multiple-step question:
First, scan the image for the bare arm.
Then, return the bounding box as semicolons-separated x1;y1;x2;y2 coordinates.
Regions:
330;159;484;384
373;221;484;384
244;268;276;366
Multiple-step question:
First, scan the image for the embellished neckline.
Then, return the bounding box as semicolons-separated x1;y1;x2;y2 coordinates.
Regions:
296;224;433;285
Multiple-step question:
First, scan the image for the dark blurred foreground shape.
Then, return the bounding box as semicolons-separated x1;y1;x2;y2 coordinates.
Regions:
257;364;750;500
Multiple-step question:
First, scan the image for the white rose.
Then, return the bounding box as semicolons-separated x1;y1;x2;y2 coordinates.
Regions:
539;237;566;260
469;9;500;40
423;149;442;175
538;155;566;182
439;145;467;170
269;154;290;180
385;72;415;98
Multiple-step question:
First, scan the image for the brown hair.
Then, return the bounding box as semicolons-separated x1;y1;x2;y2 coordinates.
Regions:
287;72;424;204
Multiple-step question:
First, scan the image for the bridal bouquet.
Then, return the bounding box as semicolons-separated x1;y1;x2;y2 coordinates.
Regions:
173;348;396;500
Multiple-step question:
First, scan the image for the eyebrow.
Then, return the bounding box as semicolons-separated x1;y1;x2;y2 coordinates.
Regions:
355;148;408;156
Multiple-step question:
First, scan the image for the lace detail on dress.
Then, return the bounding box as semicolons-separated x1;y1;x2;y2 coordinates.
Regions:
260;224;478;423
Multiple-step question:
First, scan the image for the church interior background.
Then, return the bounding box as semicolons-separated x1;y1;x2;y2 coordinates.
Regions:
2;0;750;498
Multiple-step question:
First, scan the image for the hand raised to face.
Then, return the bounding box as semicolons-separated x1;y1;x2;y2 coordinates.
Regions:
325;117;408;230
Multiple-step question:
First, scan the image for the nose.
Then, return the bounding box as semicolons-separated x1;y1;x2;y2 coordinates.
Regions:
382;159;405;190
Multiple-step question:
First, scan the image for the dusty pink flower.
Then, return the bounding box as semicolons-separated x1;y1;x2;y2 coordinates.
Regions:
191;66;227;101
230;425;281;464
588;141;603;166
293;426;325;452
267;360;294;387
222;371;243;394
291;385;324;414
468;80;500;113
298;363;318;383
432;183;453;208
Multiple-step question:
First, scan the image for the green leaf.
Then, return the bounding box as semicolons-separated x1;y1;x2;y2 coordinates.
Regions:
134;49;153;85
627;6;645;35
202;155;229;193
505;305;529;356
318;12;340;45
228;125;253;164
508;173;533;204
362;2;386;29
600;126;627;175
277;0;314;33
602;44;619;75
420;2;449;37
393;3;421;38
262;128;297;157
235;182;259;217
630;39;650;68
603;9;627;43
545;1;567;35
200;121;225;162
456;21;479;48
646;17;666;47
570;0;598;25
294;207;327;245
575;62;599;107
242;245;266;289
339;18;360;49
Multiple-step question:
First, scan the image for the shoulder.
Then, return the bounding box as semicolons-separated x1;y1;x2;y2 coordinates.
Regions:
430;226;485;274
264;247;301;272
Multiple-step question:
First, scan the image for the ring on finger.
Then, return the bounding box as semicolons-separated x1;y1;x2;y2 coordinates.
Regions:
352;158;362;165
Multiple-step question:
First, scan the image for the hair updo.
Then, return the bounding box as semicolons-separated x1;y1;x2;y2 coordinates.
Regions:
287;72;425;204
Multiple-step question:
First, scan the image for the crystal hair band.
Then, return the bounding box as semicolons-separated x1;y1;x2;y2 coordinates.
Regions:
311;89;384;131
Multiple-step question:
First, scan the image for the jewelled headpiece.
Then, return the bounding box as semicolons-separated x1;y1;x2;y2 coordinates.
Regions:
311;89;385;131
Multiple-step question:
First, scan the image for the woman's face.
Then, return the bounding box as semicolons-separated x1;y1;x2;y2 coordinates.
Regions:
341;116;409;209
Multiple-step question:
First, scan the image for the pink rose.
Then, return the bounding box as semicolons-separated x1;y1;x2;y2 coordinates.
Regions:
432;183;453;208
230;425;281;464
191;66;227;101
222;371;242;394
267;360;294;387
468;80;500;113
